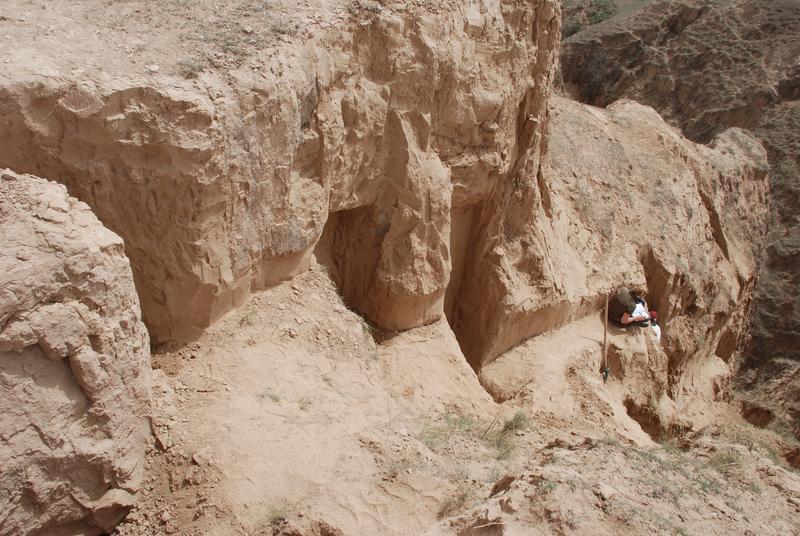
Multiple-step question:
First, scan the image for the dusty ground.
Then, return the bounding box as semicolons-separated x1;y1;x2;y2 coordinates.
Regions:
2;1;799;535
0;0;350;81
113;266;800;535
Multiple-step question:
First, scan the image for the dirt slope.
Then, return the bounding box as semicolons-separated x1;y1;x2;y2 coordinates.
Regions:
112;265;800;535
115;265;501;536
1;1;798;535
112;95;785;536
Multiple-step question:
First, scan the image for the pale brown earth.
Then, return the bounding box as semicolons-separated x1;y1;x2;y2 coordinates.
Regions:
112;95;789;536
0;170;152;536
559;0;800;437
534;96;770;428
468;94;770;390
114;266;800;536
2;0;800;535
0;0;561;363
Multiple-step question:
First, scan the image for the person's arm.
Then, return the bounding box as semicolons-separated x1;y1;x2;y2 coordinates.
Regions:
621;311;648;324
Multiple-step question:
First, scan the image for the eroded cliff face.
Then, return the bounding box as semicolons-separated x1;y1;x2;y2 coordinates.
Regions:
477;96;769;421
559;0;800;370
0;170;151;536
0;0;561;357
0;1;787;534
0;0;773;376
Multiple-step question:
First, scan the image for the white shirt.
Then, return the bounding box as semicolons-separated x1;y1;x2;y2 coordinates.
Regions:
651;323;662;341
632;303;649;319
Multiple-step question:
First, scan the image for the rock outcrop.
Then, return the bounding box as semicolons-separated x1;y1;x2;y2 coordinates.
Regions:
0;0;771;379
0;170;151;536
0;0;561;351
456;95;769;371
0;3;790;534
424;432;800;536
559;0;800;368
476;96;769;424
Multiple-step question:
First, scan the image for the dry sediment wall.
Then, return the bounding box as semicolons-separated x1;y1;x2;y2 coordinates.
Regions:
559;0;800;367
476;97;770;434
554;98;768;399
0;170;152;536
0;0;561;359
453;96;769;371
0;2;780;534
0;0;770;377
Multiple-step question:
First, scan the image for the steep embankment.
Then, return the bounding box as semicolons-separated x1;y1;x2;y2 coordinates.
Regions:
108;89;786;530
0;0;560;373
1;1;795;535
559;0;800;431
117;89;778;536
0;170;152;536
115;262;800;536
481;95;769;436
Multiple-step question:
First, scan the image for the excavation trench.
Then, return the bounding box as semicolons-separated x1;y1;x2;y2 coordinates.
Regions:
317;211;717;445
0;69;759;445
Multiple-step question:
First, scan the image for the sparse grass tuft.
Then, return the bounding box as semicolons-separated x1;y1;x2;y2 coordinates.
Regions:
659;437;682;456
175;58;204;79
259;388;281;404
437;486;471;519
493;432;516;460
768;416;798;442
384;458;414;481
447;464;470;482
239;311;257;327
420;413;476;450
697;476;722;494
358;315;373;337
502;411;530;433
598;434;621;447
268;19;297;36
707;450;741;475
727;425;757;451
587;0;619;25
268;502;289;525
420;424;448;450
451;414;476;434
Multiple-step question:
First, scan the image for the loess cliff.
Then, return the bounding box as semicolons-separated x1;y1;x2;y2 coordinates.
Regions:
0;0;560;367
0;170;152;536
1;1;798;535
559;0;800;435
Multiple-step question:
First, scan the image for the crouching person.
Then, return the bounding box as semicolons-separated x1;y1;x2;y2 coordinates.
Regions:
609;287;650;326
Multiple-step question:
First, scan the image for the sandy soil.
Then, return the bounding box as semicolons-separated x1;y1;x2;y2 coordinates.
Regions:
113;265;800;535
2;1;799;535
0;0;349;83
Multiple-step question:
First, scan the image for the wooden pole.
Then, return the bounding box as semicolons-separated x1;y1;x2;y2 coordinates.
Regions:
602;292;609;379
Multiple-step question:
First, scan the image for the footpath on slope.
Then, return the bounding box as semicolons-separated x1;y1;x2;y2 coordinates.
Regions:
480;316;655;445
